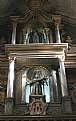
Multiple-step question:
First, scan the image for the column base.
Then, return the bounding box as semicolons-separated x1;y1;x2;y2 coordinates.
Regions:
5;97;14;115
62;96;72;114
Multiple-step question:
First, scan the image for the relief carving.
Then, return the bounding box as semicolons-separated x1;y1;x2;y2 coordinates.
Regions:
29;97;47;115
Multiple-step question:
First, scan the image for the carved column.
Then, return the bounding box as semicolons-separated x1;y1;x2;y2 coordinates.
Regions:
58;56;68;97
7;57;16;98
5;57;16;115
58;57;72;114
52;15;61;43
10;16;20;44
51;70;59;102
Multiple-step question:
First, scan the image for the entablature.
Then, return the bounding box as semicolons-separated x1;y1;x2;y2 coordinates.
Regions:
5;43;68;58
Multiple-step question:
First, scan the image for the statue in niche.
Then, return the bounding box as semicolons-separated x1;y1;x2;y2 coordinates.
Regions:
31;69;42;95
26;29;47;44
31;30;39;43
29;69;48;95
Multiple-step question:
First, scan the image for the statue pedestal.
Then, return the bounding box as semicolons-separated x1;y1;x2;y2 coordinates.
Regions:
29;95;47;115
5;97;14;115
62;96;72;114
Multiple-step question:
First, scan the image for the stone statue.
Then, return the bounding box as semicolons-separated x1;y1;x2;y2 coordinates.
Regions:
32;31;39;43
26;29;47;44
27;30;39;43
29;69;48;95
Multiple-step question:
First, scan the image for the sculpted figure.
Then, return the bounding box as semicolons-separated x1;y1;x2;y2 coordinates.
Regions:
30;69;48;95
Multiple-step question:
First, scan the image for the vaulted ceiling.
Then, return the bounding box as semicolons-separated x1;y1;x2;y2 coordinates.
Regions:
0;0;76;40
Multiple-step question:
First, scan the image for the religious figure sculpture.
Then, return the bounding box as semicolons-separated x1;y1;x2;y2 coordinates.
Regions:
25;29;47;44
32;31;39;43
29;69;48;95
26;30;39;43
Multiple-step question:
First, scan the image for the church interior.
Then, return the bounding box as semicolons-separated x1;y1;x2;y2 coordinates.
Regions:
0;0;76;121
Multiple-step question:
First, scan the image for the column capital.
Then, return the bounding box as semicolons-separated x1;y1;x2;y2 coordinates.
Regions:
58;55;65;62
10;16;20;22
8;57;16;61
10;16;20;26
44;27;50;31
